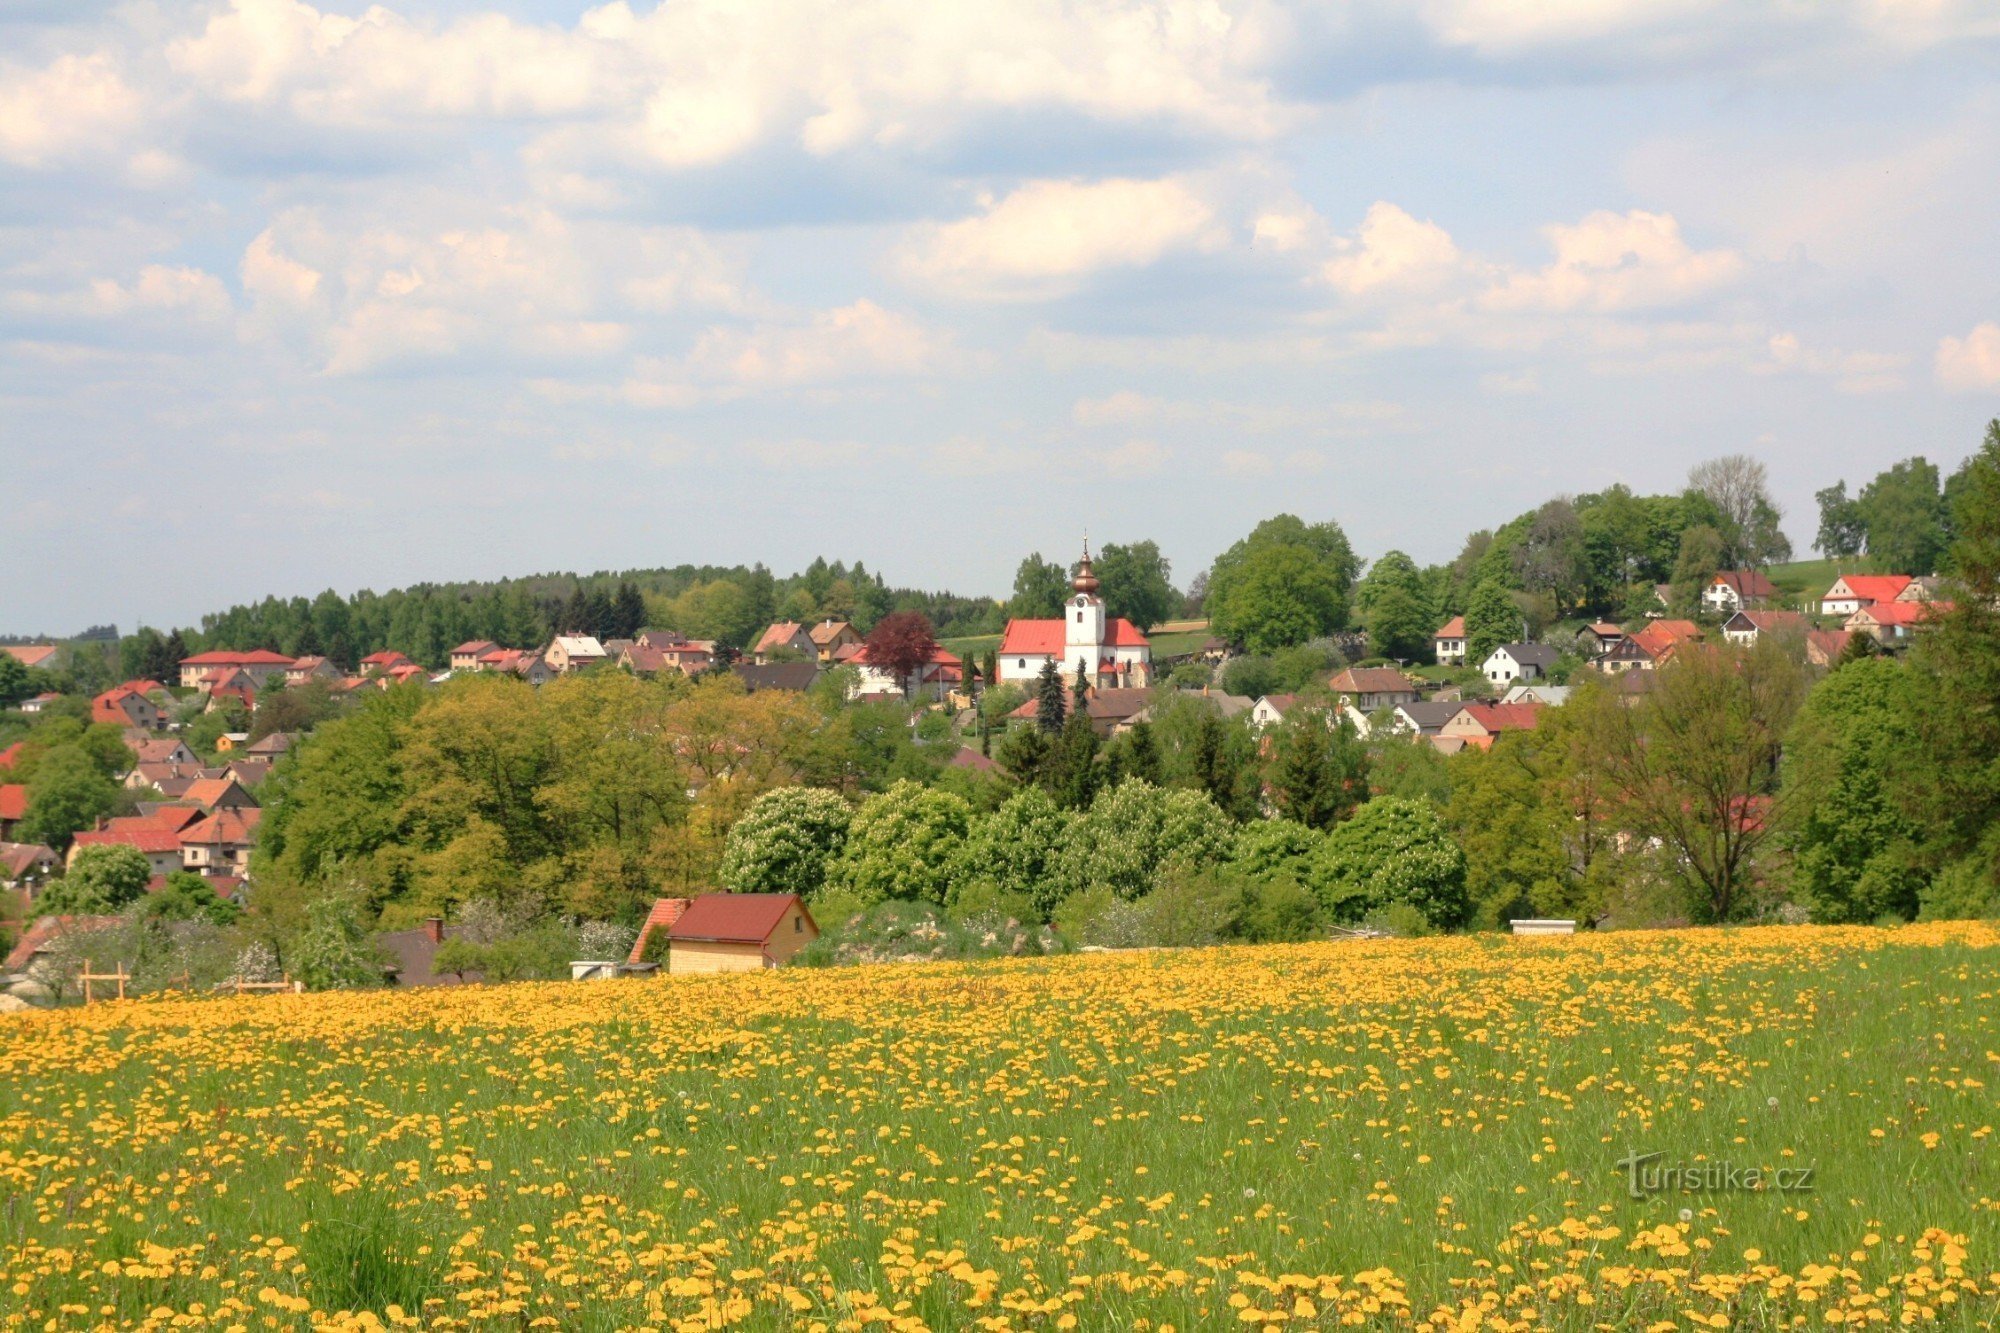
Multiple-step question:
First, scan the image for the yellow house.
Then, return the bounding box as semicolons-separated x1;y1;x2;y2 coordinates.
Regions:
663;893;819;975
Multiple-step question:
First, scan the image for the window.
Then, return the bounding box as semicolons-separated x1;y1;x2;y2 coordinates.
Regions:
1075;610;1082;623
1017;658;1027;669
794;915;802;933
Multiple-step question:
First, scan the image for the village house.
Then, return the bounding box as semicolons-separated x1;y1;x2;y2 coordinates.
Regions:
179;808;257;877
1722;609;1808;647
1700;569;1777;615
1437;701;1543;751
1432;616;1467;665
1327;667;1421;712
2;645;59;671
1820;574;1913;618
1629;620;1703;665
808;620;862;662
378;917;475;987
0;841;58;896
178;649;294;691
244;732;292;758
1391;700;1465;739
91;685;162;730
848;644;964;702
447;641;497;672
1577;622;1625;657
543;636;607;673
1806;629;1854;667
285;655;340;685
629;631;716;675
69;815;188;878
997;544;1152;688
1481;643;1560;685
1008;686;1154;738
752;622;818;662
1501;684;1572;706
657;893;818;974
733;662;822;693
0;784;26;840
1249;694;1299;729
1846;600;1947;644
359;650;417;676
17;692;62;714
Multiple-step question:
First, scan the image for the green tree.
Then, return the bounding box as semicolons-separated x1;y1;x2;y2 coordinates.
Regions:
17;746;122;850
1044;710;1101;810
717;786;853;899
289;889;387;990
1857;456;1951;574
1667;523;1725;616
825;780;974;906
141;871;243;925
1572;638;1807;922
1314;796;1468;929
1268;708;1369;830
1814;481;1867;558
1461;578;1519;669
1009;554;1069;620
35;843;151;915
963;787;1075;918
1206;543;1344;653
0;653;29;707
1781;658;1926;923
1053;779;1233;901
1355;551;1435;660
1034;660;1066;735
1094;540;1176;631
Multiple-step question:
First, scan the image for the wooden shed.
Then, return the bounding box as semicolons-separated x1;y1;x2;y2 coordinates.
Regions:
666;893;818;974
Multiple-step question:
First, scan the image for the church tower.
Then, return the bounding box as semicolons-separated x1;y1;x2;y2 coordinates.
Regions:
1064;539;1107;682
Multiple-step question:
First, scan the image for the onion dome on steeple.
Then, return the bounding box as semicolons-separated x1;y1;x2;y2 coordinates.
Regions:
1072;539;1100;596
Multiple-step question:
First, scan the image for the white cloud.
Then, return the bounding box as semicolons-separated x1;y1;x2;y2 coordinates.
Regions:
1323;202;1466;295
1100;437;1169;475
6;264;233;326
683;300;945;387
1482;210;1742;313
0;54;147;168
1072;390;1159;424
1761;331;1908;394
1936;322;2000;390
903;177;1225;300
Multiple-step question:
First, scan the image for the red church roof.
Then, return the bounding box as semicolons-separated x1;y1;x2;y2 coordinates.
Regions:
998;618;1149;655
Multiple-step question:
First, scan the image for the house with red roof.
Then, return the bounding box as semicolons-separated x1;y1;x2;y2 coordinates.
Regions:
1437;702;1543;751
846;643;964;702
752;622;817;662
178;649;294;690
1846;599;1949;644
1433;616;1467;665
1820;575;1913;618
0;840;58;896
449;641;499;672
92;685;162;730
179;808;258;877
997;543;1151;689
1806;629;1854;667
69;820;186;877
1328;666;1421;711
1;645;59;671
360;649;417;675
1701;570;1778;615
4;914;122;973
286;655;341;685
659;893;818;974
808;620;862;662
0;784;26;839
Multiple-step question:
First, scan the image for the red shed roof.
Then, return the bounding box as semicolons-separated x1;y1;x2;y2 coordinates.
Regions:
0;785;26;821
667;892;813;945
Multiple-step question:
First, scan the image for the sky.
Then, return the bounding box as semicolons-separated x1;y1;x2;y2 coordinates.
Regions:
2;0;1998;635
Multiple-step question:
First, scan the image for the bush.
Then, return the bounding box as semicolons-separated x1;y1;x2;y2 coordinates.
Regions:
824;780;974;906
1052;780;1233;902
37;843;150;915
961;787;1073;919
1314;797;1468;930
718;787;853;898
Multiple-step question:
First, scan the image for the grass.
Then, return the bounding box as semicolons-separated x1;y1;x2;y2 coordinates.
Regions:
5;923;2000;1328
1765;556;1887;604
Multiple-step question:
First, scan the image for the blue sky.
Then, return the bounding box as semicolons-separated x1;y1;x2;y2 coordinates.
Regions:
2;0;1997;633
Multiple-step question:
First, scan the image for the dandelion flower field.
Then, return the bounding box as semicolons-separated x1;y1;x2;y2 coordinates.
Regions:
6;926;2000;1330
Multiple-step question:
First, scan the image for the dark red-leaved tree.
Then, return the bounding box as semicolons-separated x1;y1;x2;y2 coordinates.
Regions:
864;611;939;688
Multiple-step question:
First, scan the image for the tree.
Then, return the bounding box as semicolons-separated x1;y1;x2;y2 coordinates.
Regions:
1044;710;1101;810
1034;660;1066;735
824;780;974;906
964;787;1075;918
1461;578;1519;669
1314;796;1467;929
1268;708;1369;830
1009;554;1069;620
1689;454;1791;567
1205;543;1344;653
1667;524;1725;616
1572;639;1807;922
0;654;29;708
1814;481;1867;558
1857;456;1951;574
1094;540;1176;632
35;843;151;915
1907;421;2000;885
1511;499;1590;611
141;871;243;925
17;746;121;850
1052;779;1232;901
1355;551;1435;660
1204;514;1358;651
862;611;939;692
289;889;387;990
1782;658;1926;923
717;787;853;899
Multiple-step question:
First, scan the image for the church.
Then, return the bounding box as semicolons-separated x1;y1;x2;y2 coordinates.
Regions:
997;543;1152;687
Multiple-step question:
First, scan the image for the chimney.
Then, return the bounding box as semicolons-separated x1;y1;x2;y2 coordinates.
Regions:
424;916;444;944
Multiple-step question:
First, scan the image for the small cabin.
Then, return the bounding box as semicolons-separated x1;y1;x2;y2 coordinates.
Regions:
1510;918;1577;936
665;893;818;974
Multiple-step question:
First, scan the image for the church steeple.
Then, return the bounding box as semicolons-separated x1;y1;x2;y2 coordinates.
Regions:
1072;538;1100;596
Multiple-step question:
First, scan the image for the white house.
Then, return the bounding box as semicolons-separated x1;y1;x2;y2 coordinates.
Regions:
1700;570;1777;615
1482;643;1560;685
996;543;1151;688
546;636;607;673
1820;575;1912;618
1721;610;1808;647
1501;684;1572;706
1433;616;1466;666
